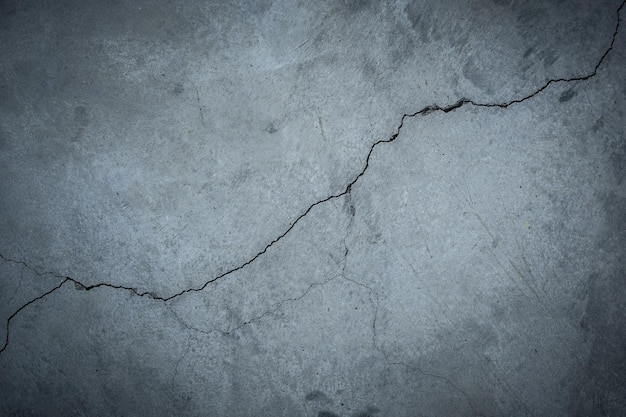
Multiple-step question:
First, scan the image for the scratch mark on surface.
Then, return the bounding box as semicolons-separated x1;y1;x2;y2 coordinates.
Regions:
195;87;205;128
318;115;328;142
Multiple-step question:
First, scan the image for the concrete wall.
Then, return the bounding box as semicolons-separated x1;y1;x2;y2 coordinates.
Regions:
1;0;625;415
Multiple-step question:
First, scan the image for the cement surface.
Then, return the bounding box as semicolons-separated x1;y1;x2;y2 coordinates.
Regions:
1;0;625;416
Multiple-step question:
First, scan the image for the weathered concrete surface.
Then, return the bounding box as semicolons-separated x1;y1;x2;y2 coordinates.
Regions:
1;0;625;415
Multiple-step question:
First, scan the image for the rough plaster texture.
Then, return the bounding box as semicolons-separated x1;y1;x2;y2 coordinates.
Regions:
1;0;625;416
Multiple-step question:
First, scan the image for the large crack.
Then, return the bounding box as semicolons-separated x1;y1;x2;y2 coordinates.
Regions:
0;0;624;355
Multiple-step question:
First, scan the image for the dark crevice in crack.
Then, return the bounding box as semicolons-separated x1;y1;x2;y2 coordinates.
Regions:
0;0;624;355
0;273;68;353
341;189;355;262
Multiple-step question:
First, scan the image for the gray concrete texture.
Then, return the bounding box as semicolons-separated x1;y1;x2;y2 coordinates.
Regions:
1;0;625;415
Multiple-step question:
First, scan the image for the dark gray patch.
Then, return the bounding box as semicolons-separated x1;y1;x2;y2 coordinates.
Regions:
7;410;38;417
353;406;381;417
318;412;341;417
361;57;378;83
341;0;374;14
404;2;433;43
523;47;534;58
591;116;604;133
240;0;272;15
608;151;625;185
261;394;302;417
13;59;34;79
559;88;578;103
135;55;146;68
74;106;89;127
71;106;89;142
265;121;278;134
173;82;184;95
0;0;17;17
344;193;356;217
517;6;544;28
0;127;9;150
602;191;626;236
541;49;558;66
385;26;417;66
462;57;491;93
305;390;329;402
568;271;626;416
230;166;253;187
597;190;626;258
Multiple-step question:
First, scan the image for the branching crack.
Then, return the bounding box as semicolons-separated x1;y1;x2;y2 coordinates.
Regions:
0;0;624;355
165;275;339;338
341;275;483;416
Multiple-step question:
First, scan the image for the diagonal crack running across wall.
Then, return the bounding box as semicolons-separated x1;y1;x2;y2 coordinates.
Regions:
1;0;624;355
